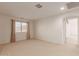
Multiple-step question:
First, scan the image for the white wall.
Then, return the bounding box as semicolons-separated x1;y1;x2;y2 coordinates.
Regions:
34;8;79;44
0;15;11;44
0;14;34;44
34;16;64;44
30;21;35;39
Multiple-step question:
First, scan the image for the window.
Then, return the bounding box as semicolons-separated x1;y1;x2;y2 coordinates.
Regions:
66;18;78;44
15;21;28;32
15;22;21;32
22;23;27;32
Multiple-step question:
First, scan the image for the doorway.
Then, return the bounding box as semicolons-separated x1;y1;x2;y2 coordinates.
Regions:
65;18;78;45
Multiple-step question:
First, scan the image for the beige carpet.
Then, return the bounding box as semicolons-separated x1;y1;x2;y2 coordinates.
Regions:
0;39;79;56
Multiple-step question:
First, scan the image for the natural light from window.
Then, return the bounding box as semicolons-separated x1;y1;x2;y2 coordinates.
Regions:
15;21;28;32
66;18;78;44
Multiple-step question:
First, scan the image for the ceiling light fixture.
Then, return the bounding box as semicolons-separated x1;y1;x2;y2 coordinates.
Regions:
60;7;65;10
35;4;42;8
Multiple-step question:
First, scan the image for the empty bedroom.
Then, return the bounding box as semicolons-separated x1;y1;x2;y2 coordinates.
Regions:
0;2;79;56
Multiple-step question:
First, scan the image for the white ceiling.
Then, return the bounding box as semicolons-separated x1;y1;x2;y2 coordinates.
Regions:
0;2;68;20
